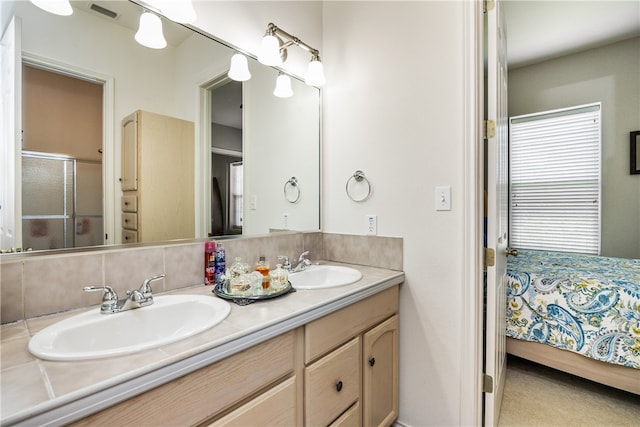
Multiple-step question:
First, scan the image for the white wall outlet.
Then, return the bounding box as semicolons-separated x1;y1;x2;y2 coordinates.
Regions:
435;186;452;211
283;213;289;229
250;195;257;210
366;214;377;235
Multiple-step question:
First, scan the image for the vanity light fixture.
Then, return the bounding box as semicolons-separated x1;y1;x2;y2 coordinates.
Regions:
228;53;252;82
258;29;282;66
273;72;293;98
306;52;326;87
258;23;326;87
135;11;167;49
157;0;197;24
30;0;73;16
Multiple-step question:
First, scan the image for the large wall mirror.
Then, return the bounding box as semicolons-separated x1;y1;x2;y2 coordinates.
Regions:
1;0;320;254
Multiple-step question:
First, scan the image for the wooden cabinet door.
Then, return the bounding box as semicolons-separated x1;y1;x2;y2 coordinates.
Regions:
363;315;399;427
121;112;138;191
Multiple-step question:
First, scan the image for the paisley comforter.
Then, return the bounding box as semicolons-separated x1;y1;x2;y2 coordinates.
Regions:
506;250;640;369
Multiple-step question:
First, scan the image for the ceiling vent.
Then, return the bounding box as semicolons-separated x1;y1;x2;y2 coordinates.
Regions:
89;3;118;19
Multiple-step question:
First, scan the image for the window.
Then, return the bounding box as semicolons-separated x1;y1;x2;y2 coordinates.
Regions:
509;103;601;254
229;161;243;228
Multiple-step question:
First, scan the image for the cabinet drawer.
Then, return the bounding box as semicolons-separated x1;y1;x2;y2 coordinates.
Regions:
305;337;360;426
72;331;296;426
330;401;361;427
121;195;137;212
122;229;138;244
305;285;398;363
207;377;296;427
122;213;138;230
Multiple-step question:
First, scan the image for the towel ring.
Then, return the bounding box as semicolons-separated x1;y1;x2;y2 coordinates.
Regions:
284;177;300;203
346;170;371;202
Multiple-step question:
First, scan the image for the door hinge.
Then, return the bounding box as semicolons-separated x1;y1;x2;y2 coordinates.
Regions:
484;0;495;13
484;120;496;139
483;374;494;393
485;248;495;267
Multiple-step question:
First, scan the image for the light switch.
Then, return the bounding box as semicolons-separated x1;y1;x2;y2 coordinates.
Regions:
435;186;451;211
250;195;257;210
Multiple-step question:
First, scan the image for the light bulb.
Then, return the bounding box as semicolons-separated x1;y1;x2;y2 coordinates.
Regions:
228;53;251;82
135;12;167;50
258;35;282;66
30;0;73;16
306;59;326;87
273;74;293;98
159;0;197;24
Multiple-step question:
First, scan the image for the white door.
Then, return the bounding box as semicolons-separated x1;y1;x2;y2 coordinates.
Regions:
484;1;510;425
0;17;22;251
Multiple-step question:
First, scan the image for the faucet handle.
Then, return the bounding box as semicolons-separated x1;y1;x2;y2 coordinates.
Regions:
84;285;118;312
278;255;291;269
298;250;310;261
139;274;165;297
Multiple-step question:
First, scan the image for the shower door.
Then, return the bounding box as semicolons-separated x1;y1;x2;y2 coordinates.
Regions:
21;151;103;250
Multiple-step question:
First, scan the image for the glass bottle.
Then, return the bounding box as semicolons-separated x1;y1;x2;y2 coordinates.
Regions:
214;243;226;285
255;256;271;290
229;257;250;278
269;263;288;291
204;241;216;285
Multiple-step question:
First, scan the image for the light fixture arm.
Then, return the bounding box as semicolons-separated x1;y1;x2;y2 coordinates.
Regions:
266;23;321;61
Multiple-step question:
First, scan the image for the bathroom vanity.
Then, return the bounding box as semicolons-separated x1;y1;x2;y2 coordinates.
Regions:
0;261;402;427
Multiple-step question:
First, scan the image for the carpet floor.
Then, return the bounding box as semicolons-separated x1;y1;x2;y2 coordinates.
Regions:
498;356;640;427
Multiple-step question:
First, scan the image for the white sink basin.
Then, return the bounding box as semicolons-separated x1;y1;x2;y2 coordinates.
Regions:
28;294;231;361
289;265;362;289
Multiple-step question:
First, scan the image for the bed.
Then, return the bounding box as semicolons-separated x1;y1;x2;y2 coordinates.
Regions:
506;250;640;394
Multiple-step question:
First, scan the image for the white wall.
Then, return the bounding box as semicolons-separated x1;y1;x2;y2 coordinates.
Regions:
322;2;473;425
509;37;640;259
9;1;477;424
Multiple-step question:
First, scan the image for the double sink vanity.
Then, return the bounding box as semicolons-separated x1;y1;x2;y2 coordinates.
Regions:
1;239;403;427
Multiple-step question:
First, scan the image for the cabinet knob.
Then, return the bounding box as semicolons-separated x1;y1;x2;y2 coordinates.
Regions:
369;357;376;367
335;380;343;392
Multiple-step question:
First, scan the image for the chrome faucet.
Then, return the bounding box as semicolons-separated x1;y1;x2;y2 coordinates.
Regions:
84;274;165;314
278;255;292;271
290;250;312;272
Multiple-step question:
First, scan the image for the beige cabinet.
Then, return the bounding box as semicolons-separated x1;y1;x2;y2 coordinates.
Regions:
305;337;361;426
363;315;399;427
72;331;298;427
207;377;297;426
304;285;399;426
120;110;195;243
72;285;399;426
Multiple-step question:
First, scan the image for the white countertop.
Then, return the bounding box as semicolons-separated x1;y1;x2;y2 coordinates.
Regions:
0;261;403;426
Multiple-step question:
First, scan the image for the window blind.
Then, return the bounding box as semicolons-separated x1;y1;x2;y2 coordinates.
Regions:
509;103;601;254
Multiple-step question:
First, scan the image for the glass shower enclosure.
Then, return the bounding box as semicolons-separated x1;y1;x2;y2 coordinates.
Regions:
21;151;103;250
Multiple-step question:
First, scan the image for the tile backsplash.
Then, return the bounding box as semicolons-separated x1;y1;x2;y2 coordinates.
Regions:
0;232;402;324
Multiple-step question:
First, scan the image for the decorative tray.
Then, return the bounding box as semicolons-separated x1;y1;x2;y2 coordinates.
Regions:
212;281;296;306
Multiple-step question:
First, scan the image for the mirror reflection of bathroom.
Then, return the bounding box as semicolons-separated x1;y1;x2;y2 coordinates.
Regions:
210;79;243;236
21;63;104;250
